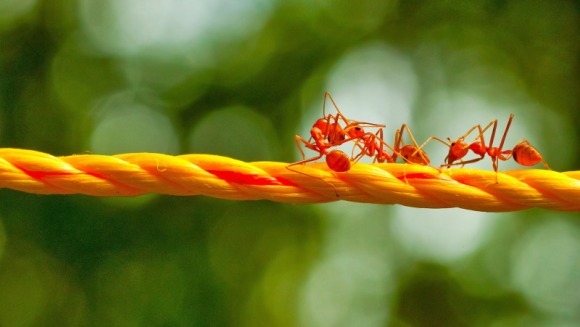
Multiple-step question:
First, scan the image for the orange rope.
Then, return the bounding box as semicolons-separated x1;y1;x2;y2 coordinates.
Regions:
0;148;578;212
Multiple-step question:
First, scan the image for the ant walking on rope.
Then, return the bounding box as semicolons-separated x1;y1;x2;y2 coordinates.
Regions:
420;114;550;181
288;92;385;173
350;127;397;164
392;124;431;165
350;123;430;166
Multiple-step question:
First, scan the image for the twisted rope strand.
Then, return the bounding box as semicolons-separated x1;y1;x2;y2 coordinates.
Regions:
0;148;578;212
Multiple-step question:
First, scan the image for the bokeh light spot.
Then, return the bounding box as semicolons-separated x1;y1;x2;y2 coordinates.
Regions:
391;208;498;262
511;219;580;316
300;251;391;327
326;42;417;125
51;41;125;115
79;0;275;56
299;204;395;327
188;106;278;161
90;93;179;154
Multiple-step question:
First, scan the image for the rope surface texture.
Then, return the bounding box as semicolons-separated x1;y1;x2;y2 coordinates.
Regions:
1;148;578;212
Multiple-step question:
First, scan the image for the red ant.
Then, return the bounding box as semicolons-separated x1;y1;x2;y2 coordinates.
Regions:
350;128;398;164
287;93;386;197
427;114;550;179
289;92;385;173
424;124;488;168
349;124;430;166
392;124;430;165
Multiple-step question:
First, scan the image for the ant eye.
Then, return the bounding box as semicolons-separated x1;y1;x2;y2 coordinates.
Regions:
451;142;456;146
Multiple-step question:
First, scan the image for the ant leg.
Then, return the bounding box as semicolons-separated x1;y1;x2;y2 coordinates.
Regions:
427;136;451;147
498;150;513;162
287;143;336;191
475;121;493;147
541;160;551;170
340;115;386;130
493;149;513;183
287;148;341;197
322;93;351;144
491;156;501;183
392;128;402;162
410;136;449;158
497;114;514;152
370;129;388;163
439;155;485;170
486;118;500;149
347;130;381;163
294;135;319;161
489;115;513;183
323;92;345;121
377;130;406;163
427;123;486;154
351;139;367;163
399;124;430;164
286;164;340;198
287;150;325;168
325;92;385;129
399;124;419;146
459;124;482;142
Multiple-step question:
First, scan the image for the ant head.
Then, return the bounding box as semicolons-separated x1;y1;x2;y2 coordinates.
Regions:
450;139;470;158
448;137;463;148
447;153;459;164
452;138;468;148
313;118;329;131
345;125;365;138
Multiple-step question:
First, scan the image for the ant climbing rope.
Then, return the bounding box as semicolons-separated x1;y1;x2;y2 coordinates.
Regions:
0;148;578;212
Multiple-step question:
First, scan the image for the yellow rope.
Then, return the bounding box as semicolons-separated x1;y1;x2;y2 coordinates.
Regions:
0;148;578;212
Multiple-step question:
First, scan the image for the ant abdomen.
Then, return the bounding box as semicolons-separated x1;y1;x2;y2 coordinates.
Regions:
512;140;547;168
326;150;351;172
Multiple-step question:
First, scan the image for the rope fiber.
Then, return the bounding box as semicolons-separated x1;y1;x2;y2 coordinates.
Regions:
0;148;578;212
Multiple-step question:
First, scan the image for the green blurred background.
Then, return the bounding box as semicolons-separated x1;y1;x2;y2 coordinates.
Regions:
0;0;579;326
